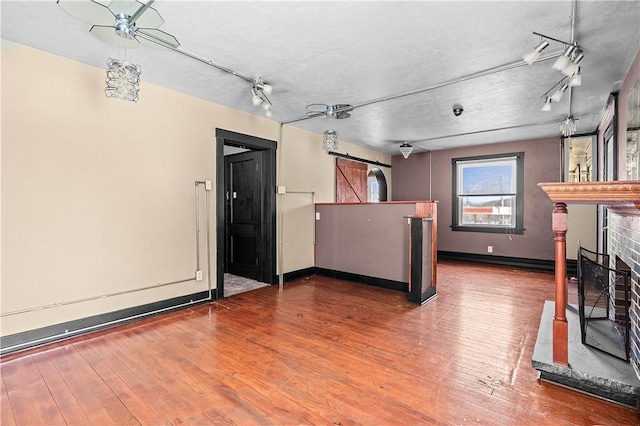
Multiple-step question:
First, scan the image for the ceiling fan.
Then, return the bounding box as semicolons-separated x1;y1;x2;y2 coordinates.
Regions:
306;104;354;120
57;0;179;50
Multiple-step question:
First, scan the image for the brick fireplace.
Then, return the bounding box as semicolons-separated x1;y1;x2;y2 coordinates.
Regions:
609;212;640;376
535;181;640;406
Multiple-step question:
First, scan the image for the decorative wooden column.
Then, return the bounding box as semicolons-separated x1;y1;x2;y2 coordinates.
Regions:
538;181;640;366
552;202;568;365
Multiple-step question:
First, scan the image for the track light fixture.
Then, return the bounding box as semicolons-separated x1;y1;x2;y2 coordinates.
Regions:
399;142;414;159
551;83;569;102
523;39;550;65
250;75;273;117
524;32;584;77
569;67;582;87
562;48;583;77
539;77;569;111
552;44;576;72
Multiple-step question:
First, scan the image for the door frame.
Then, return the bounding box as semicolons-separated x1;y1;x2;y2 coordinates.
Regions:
216;129;277;298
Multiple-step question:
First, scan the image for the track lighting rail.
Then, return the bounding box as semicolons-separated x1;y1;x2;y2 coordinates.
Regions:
532;32;577;49
135;31;255;84
282;53;561;125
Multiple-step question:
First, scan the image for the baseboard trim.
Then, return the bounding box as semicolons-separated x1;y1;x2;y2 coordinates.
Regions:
276;267;316;283
1;290;214;357
438;251;547;272
314;268;408;292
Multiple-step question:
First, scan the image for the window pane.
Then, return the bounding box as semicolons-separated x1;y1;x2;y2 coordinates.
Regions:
459;160;515;195
368;175;379;202
459;195;515;226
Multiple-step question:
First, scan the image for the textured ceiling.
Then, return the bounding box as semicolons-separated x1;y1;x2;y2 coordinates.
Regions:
2;1;639;154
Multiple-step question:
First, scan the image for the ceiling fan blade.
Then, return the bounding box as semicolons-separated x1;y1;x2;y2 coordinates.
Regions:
109;0;164;29
333;104;354;119
306;103;329;118
58;0;115;26
306;111;327;119
90;25;139;49
128;0;154;26
136;28;180;49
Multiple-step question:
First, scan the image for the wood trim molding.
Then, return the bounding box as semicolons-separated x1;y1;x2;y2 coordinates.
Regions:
538;181;640;212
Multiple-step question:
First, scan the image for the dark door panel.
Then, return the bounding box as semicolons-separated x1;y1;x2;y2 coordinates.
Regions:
225;151;261;280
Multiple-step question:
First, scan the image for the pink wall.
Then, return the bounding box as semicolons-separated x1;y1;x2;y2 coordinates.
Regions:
315;203;416;282
393;137;561;260
392;151;432;201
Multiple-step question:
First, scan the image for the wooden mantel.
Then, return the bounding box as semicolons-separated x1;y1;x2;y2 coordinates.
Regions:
537;180;640;365
538;181;640;210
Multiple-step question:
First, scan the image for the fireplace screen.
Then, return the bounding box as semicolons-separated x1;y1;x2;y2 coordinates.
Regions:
577;246;631;362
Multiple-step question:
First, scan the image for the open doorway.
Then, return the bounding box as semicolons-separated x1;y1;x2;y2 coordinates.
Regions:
216;129;276;298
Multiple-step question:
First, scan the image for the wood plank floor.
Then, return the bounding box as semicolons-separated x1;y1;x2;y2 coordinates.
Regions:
2;261;639;425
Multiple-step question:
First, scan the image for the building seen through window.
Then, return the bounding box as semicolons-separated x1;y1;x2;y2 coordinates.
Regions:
452;153;524;234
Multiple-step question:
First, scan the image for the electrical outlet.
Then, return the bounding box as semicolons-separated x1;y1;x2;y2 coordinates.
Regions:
315;212;320;220
487;246;493;253
196;270;203;281
277;185;286;194
205;180;212;191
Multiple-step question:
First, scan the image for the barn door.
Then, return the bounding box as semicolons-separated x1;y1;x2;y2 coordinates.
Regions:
336;158;367;203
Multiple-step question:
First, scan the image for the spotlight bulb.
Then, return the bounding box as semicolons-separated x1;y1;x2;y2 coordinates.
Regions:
262;84;273;96
523;40;549;65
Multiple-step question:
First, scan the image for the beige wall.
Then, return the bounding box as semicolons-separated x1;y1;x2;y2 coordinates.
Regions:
566;205;597;261
1;40;390;336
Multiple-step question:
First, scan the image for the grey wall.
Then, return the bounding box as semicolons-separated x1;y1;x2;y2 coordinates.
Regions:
393;137;561;261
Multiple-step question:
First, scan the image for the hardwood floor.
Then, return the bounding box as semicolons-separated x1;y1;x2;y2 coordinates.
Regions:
2;262;639;425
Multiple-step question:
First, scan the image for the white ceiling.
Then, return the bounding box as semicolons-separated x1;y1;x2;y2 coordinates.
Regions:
2;1;639;154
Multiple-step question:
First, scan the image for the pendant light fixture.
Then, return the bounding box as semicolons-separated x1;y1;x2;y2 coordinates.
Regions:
322;130;339;152
399;142;414;159
105;57;141;102
560;116;577;137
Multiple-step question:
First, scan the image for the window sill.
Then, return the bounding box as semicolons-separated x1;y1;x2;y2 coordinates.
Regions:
451;226;524;234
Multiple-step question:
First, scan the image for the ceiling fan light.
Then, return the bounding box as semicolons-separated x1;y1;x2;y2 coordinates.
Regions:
262;102;271;111
541;97;552;111
523;40;549;65
322;129;339;152
105;58;141;102
262;83;273;96
264;109;272;118
399;142;413;159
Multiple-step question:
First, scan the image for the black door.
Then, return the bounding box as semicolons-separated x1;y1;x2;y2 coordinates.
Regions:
225;150;261;281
